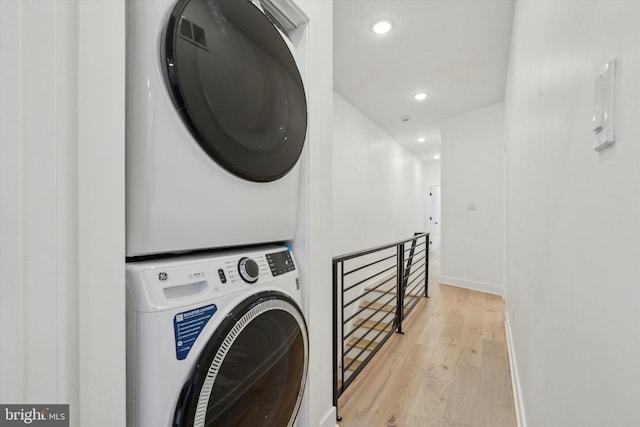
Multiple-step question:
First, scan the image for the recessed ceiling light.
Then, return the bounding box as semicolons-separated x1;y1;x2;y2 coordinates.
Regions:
372;20;393;35
414;92;428;101
434;155;441;160
417;137;426;143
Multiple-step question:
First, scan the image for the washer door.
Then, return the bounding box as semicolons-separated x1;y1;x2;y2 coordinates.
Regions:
164;0;307;182
173;291;308;427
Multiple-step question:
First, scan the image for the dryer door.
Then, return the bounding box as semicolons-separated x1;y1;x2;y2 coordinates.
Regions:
173;291;308;427
163;0;307;183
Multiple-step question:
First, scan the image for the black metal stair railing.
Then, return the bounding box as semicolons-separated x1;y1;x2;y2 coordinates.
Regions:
332;232;429;420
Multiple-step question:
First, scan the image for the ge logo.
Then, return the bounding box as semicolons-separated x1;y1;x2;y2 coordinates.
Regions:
158;272;168;281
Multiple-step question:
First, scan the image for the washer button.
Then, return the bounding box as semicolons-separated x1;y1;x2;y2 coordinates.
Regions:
218;269;227;284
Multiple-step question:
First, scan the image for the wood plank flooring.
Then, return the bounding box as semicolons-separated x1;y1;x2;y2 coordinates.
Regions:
337;250;516;427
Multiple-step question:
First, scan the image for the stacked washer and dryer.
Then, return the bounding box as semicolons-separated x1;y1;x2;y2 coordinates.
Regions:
125;0;309;426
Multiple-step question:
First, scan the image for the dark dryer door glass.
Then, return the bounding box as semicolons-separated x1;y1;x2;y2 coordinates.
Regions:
173;292;309;427
164;0;308;182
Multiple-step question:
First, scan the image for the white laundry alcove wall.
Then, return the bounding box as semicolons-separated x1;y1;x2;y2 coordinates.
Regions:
0;1;126;425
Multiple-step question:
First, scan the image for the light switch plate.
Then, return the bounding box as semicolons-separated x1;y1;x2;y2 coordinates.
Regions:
592;58;617;151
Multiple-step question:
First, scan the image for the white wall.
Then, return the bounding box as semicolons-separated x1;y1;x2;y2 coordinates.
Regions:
423;162;442;189
505;2;640;426
290;2;336;427
0;1;125;425
440;103;505;295
332;93;426;256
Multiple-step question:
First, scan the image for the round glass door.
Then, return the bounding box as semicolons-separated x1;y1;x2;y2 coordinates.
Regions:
173;292;309;427
163;0;308;182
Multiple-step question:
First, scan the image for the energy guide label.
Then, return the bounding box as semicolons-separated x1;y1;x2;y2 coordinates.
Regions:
173;303;217;360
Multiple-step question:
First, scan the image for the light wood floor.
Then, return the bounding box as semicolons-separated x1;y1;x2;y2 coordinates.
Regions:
337;250;516;427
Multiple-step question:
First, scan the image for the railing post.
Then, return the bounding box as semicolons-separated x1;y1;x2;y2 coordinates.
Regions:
340;263;345;405
425;234;430;298
332;260;339;417
396;243;405;334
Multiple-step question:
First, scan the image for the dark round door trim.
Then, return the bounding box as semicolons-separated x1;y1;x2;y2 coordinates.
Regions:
173;291;309;427
163;0;308;182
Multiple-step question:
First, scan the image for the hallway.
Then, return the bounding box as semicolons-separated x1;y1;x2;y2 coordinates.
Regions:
337;250;516;427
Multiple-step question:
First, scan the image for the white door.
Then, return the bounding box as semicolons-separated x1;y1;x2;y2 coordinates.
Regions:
428;186;441;251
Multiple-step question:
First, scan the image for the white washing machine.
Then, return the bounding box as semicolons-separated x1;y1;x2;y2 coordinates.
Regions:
126;245;308;427
126;0;308;257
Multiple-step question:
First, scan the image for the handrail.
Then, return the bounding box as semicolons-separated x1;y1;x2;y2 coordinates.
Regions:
332;233;429;263
332;232;430;421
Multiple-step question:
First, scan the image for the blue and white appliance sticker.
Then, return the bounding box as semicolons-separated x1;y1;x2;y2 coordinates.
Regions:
173;303;217;360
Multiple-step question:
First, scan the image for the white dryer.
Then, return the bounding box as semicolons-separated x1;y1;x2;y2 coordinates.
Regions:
126;245;308;427
126;0;308;257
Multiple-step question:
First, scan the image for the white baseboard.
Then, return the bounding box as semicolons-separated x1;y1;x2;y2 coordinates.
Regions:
319;406;338;427
439;275;503;296
505;315;527;427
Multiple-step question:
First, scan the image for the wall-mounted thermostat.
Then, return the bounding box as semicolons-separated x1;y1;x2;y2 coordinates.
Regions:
592;58;617;151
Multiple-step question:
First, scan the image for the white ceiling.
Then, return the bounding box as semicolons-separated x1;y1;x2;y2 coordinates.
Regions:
333;0;515;163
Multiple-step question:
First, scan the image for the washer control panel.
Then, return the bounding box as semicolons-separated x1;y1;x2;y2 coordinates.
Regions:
129;246;299;311
266;250;296;276
221;256;269;285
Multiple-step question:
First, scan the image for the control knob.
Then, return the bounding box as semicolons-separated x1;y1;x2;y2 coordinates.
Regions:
238;257;259;283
